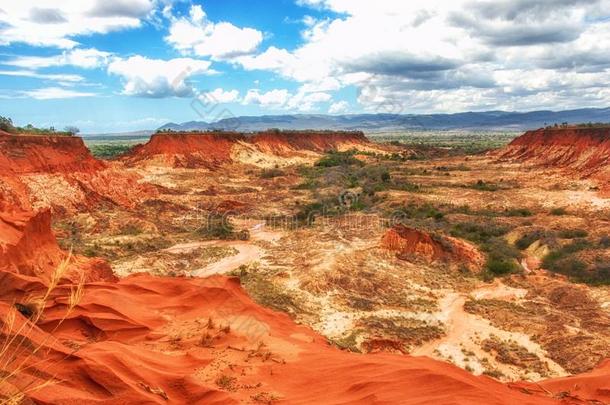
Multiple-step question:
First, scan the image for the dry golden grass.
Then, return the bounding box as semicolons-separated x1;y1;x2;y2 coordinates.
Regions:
0;253;85;405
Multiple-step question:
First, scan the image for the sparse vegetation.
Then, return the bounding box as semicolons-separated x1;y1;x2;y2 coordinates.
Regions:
260;168;285;178
0;116;74;136
88;142;136;159
450;221;520;276
314;150;364;167
550;207;567;216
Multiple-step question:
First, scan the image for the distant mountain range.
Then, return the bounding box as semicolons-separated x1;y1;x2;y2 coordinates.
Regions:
158;108;610;133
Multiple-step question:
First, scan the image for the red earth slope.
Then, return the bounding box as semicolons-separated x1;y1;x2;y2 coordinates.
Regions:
0;131;154;213
382;225;485;271
497;127;610;195
123;130;371;168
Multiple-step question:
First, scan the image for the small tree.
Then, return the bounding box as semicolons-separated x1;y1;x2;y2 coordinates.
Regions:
64;126;80;135
0;116;15;132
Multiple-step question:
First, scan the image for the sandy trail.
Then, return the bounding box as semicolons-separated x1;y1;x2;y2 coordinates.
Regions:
411;280;566;378
193;242;262;277
180;220;282;277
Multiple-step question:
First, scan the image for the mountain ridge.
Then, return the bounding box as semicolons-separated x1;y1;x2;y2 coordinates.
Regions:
157;107;610;133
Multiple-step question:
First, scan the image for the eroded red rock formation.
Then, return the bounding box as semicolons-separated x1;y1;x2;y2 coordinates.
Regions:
123;130;371;168
381;224;485;271
497;127;610;195
0;131;154;214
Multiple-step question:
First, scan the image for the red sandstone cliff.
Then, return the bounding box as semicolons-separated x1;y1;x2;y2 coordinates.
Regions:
0;131;154;213
497;127;610;194
123;130;371;168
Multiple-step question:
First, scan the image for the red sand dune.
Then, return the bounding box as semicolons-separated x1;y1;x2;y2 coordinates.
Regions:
123;130;370;168
382;224;485;271
497;127;610;194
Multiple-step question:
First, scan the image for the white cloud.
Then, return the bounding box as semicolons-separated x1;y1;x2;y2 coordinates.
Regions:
329;100;349;114
236;0;610;112
21;86;96;100
0;70;84;82
165;5;263;60
243;88;332;111
107;55;214;98
0;1;155;48
199;88;240;103
243;89;290;107
5;48;111;69
286;91;332;111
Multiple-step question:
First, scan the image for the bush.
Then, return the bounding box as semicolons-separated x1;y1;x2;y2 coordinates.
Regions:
196;214;237;240
260;168;285;179
558;229;588;239
470;180;499;192
550;207;567;216
504;208;533;217
486;258;520;275
89;143;136;159
450;221;510;244
315;150;364;167
0;116;15;132
600;235;610;248
515;230;546;250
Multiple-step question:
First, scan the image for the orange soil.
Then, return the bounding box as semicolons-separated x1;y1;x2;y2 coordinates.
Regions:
497;127;610;195
0;132;154;214
1;132;609;404
123;130;370;168
381;224;485;271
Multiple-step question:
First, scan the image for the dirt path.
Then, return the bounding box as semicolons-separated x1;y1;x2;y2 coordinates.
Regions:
411;280;566;379
193;242;262;277
186;220;282;277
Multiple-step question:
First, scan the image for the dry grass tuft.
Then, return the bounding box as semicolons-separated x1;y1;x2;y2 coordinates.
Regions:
0;254;86;404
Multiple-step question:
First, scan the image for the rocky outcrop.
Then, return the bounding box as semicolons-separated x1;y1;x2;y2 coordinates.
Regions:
497;127;610;194
0;131;105;174
381;225;484;271
0;207;116;289
123;130;371;168
0;132;154;214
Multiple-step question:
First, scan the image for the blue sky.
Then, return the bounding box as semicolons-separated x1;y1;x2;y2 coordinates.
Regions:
1;0;609;133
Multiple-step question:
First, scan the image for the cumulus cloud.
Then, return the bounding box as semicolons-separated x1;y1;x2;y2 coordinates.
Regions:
107;56;214;98
20;86;96;100
165;5;263;60
243;89;290;107
328;100;349;114
236;0;610;112
199;88;240;103
0;0;155;48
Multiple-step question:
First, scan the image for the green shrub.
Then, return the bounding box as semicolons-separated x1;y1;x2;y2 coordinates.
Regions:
315;150;364;167
557;229;588;239
550;207;567;216
0;116;15;132
450;221;510;244
470;180;499;192
515;230;546;250
504;208;533;217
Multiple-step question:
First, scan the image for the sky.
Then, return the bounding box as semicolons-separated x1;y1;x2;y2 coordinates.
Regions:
0;0;609;133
